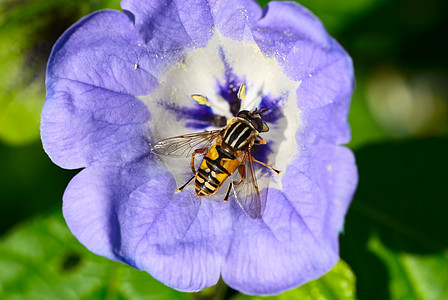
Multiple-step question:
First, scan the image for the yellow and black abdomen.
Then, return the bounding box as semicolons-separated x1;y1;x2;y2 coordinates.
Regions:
195;143;239;197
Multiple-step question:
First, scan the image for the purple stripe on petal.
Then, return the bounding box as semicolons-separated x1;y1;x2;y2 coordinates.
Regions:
157;100;227;130
258;94;284;124
217;47;243;116
250;143;274;176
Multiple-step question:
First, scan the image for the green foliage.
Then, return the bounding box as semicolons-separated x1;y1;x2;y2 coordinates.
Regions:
0;0;120;145
232;260;356;300
0;141;77;235
291;0;383;33
0;15;43;144
369;235;448;300
0;211;190;300
257;0;383;34
347;73;389;149
342;138;448;300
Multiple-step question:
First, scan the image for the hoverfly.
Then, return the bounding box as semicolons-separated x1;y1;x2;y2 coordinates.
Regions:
152;84;280;219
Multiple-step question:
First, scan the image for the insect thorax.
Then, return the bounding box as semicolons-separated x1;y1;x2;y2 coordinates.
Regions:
222;118;256;151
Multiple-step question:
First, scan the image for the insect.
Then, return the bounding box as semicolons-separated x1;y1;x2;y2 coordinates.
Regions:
152;84;280;219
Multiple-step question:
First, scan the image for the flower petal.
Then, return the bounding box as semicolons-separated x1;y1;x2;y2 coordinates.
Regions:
221;189;337;295
62;162;128;262
253;1;333;55
121;0;262;48
42;10;157;169
42;81;150;169
283;144;358;251
207;0;262;40
121;0;214;51
47;10;159;96
323;146;358;238
62;157;172;262
252;1;354;143
222;142;357;295
119;187;231;291
63;157;231;291
300;96;353;145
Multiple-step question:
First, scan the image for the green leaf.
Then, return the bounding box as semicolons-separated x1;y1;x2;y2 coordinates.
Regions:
0;210;191;300
257;0;384;34
0;141;76;234
294;0;384;34
369;235;448;300
346;72;389;150
232;260;356;300
0;21;43;145
341;137;448;300
0;0;120;145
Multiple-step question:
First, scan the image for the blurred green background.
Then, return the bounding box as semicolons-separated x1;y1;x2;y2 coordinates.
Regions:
1;0;447;299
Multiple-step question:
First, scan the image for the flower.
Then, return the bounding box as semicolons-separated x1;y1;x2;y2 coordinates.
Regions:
41;0;357;296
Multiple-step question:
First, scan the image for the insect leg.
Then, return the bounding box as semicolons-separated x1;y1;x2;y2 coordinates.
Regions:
254;136;267;145
233;164;246;185
190;147;209;175
177;175;195;193
223;181;233;202
251;157;281;174
223;164;246;202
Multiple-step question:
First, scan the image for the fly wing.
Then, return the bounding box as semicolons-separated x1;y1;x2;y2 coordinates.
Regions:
151;130;223;158
232;150;267;219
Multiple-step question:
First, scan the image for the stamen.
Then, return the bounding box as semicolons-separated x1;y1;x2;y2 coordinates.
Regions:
237;83;246;102
191;95;211;106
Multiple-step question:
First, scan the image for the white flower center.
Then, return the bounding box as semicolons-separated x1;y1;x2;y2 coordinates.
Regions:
140;30;302;191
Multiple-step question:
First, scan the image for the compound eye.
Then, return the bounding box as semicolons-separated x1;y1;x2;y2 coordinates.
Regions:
262;122;269;132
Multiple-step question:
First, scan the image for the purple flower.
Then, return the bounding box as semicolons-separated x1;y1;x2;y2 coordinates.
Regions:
41;0;357;295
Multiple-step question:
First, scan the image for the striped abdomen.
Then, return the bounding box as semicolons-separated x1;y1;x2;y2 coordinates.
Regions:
195;143;239;197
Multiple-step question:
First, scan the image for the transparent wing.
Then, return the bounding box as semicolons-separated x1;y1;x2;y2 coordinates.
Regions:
232;150;267;219
151;130;222;157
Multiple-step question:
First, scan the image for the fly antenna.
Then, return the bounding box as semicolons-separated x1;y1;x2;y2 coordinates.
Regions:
258;107;272;116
